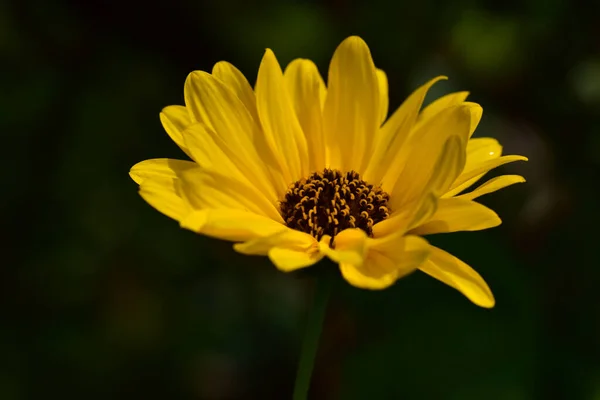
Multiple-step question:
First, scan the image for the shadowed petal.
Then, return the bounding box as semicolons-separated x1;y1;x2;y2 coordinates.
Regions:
376;68;389;125
160;106;193;158
388;105;471;210
364;76;446;185
338;234;430;290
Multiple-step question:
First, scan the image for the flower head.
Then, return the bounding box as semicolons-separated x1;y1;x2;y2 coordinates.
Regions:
130;36;527;307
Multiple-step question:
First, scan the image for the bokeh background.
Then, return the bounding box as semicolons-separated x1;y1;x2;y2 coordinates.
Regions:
3;0;599;399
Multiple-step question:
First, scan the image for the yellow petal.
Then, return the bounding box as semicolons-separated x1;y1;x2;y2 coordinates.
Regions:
416;91;469;124
369;234;430;278
465;102;483;138
178;168;283;222
421;135;466;197
183;122;282;203
466;138;503;161
443;137;502;197
268;247;323;272
284;59;327;172
319;229;368;266
184;70;256;133
234;228;317;255
138;179;190;222
419;246;495;308
160;106;193;158
410;198;501;235
129;158;197;185
376;68;389;125
131;158;196;221
372;192;438;238
235;227;322;271
364;76;446;185
388;104;471;209
457;175;526;201
323;36;380;173
448;155;529;196
255;49;309;181
212;61;260;124
339;234;430;290
339;259;396;290
183;72;285;199
180;209;285;242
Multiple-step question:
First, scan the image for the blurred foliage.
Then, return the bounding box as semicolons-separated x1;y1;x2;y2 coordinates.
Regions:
1;0;599;399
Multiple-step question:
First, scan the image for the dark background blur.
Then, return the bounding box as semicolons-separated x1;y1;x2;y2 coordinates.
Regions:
2;0;599;399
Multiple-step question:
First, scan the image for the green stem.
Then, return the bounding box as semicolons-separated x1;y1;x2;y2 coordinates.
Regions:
292;277;331;400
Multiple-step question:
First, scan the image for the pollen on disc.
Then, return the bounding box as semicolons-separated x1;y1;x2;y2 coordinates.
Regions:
280;169;390;243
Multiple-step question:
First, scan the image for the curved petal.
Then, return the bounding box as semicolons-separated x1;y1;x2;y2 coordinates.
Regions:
364;76;446;185
234;228;322;272
466;101;483;138
256;49;309;182
419;246;495;308
376;68;388;125
388;104;472;210
234;228;317;255
339;234;430;290
319;229;368;266
416;91;469;124
160;106;193;158
443;137;502;197
372;192;438;238
284;59;327;172
466;138;503;161
180;209;286;242
129;158;197;185
212;61;260;124
410;198;501;236
446;155;529;197
457;175;526;201
183;71;286;199
268;247;323;272
323;36;380;173
369;234;430;279
416;135;467;198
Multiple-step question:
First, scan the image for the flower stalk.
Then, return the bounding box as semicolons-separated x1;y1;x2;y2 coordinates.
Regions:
292;277;331;400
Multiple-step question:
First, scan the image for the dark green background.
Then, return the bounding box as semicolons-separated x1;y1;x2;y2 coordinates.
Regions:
3;0;598;399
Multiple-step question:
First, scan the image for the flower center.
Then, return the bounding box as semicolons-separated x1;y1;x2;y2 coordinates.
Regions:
280;169;391;243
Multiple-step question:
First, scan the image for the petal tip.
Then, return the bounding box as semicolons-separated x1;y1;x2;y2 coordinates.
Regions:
187;70;205;80
263;48;276;58
129;170;143;185
342;35;367;45
129;162;148;185
476;296;496;308
179;211;208;233
211;60;231;75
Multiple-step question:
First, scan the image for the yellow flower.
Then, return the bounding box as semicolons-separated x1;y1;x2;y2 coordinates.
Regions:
130;36;527;308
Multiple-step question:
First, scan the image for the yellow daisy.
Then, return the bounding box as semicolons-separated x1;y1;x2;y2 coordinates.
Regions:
130;36;527;308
